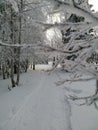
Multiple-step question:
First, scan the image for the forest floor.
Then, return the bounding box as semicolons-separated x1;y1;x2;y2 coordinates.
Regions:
0;69;98;130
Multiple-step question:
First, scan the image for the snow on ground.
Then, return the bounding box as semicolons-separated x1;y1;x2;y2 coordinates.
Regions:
0;70;71;130
30;62;61;71
34;64;52;70
70;80;98;130
49;71;98;130
0;68;98;130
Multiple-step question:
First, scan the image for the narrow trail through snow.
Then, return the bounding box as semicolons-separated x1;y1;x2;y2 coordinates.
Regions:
1;71;72;130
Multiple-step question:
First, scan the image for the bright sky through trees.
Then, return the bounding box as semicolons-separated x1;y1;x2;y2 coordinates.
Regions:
89;0;98;12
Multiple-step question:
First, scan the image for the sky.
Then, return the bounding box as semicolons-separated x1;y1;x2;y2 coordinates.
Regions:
89;0;98;12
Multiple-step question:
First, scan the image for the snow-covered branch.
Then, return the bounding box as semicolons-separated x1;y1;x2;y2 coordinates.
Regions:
56;77;94;86
50;0;98;26
37;21;92;31
0;40;33;47
40;44;91;54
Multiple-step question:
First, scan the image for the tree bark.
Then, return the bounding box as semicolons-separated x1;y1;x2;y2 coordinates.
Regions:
16;0;23;86
25;59;29;72
2;64;6;79
16;48;20;86
33;63;35;70
10;59;16;88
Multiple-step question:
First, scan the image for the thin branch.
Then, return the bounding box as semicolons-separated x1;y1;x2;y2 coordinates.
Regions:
37;21;92;31
0;40;41;48
69;79;98;104
56;77;94;86
72;0;98;22
40;44;91;54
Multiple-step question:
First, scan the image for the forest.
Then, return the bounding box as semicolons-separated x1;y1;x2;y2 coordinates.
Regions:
0;0;98;130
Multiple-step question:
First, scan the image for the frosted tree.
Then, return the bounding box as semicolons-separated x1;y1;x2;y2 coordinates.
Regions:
36;0;98;108
0;0;46;87
1;0;98;108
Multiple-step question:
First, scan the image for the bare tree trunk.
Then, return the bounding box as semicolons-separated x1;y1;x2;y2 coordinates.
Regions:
33;61;35;70
52;57;55;66
31;63;32;69
10;59;16;88
16;0;23;86
2;64;6;79
10;7;16;87
6;64;10;78
33;64;35;70
16;63;20;86
96;79;98;95
25;59;29;72
16;48;20;86
2;29;6;79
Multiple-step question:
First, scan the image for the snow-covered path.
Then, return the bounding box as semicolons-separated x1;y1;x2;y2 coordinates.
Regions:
0;71;72;130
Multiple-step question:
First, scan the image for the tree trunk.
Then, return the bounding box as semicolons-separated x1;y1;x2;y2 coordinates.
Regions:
31;63;32;69
16;62;20;86
6;65;10;78
16;48;20;86
96;79;98;94
2;64;6;79
52;57;55;66
10;7;16;87
14;64;17;74
15;0;23;85
33;64;35;70
10;59;16;88
25;59;29;72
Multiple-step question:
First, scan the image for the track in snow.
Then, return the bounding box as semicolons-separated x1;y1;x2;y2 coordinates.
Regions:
1;71;72;130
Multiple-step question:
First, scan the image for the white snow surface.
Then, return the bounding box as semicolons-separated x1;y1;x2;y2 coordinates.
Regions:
0;69;98;130
0;70;71;130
